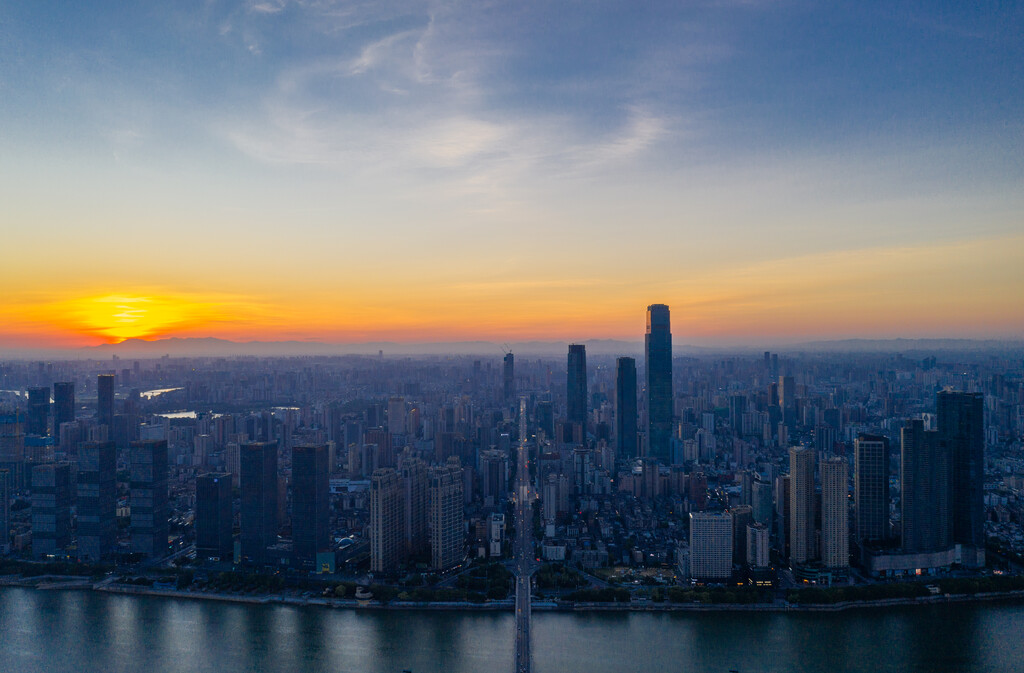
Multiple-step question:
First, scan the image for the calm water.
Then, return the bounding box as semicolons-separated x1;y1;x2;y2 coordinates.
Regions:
2;588;1023;673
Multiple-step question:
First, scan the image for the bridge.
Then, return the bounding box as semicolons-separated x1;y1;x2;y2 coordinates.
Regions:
513;397;536;673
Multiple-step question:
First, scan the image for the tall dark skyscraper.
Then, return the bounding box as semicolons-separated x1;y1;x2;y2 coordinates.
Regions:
854;434;889;544
901;419;950;554
938;390;985;567
566;344;587;429
645;304;673;463
241;441;279;566
130;439;169;559
291;444;330;570
32;462;71;558
53;382;75;442
26;387;49;436
77;441;116;562
196;472;233;561
615;357;638;461
97;374;115;429
503;352;515;402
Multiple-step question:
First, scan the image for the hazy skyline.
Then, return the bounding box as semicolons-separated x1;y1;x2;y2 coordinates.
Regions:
2;2;1022;348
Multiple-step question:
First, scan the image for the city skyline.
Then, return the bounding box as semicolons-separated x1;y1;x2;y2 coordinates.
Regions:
1;3;1023;349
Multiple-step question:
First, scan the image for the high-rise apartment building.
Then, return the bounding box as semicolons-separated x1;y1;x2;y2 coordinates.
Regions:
615;357;638;461
854;434;889;544
77;441;116;562
566;344;588;430
370;467;403;574
938;391;985;567
240;441;279;566
429;460;464;571
820;457;849;570
130;439;169;559
196;472;233;560
689;512;733;580
901;419;950;554
27;387;49;436
401;459;429;559
788;446;816;564
292;444;330;570
97;374;115;429
32;462;71;558
645;304;673;463
746;523;770;568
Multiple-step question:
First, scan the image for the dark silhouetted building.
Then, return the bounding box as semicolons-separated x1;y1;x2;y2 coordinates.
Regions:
566;344;588;430
938;391;985;567
32;462;71;558
615;357;638;461
27;387;49;436
241;441;278;566
97;374;115;429
901;419;950;554
53;382;75;445
292;444;330;570
401;458;429;559
196;472;233;561
645;304;673;463
854;434;889;544
130;439;168;559
77;441;116;562
503;352;515;402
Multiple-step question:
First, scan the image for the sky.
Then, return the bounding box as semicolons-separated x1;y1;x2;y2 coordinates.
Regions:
1;1;1022;349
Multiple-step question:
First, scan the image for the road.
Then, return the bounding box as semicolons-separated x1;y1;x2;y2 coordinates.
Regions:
513;397;536;673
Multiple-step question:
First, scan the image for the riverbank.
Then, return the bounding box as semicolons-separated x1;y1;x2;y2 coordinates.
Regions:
5;574;1024;614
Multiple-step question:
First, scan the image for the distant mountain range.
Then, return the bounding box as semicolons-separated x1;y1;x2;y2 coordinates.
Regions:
1;336;1021;360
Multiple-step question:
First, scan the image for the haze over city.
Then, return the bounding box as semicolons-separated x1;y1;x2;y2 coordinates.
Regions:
2;2;1022;349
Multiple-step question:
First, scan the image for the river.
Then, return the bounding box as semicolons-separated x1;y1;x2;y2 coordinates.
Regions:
1;588;1022;672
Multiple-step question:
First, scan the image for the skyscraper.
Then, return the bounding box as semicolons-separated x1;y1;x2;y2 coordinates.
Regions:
291;444;330;570
900;419;950;554
240;441;279;566
938;391;985;567
854;434;889;544
77;441;116;562
97;374;115;429
26;387;49;436
53;382;75;445
32;462;71;558
566;344;588;430
130;439;169;559
429;460;464;571
645;304;673;463
196;472;233;561
615;357;638;461
503;352;515;402
370;467;403;574
788;446;816;564
820;457;849;570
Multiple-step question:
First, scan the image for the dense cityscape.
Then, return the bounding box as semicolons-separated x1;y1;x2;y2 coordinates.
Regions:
2;305;1023;640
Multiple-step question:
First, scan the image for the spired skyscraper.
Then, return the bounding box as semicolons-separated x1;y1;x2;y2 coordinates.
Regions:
615;357;638;461
566;344;588;430
645;304;673;463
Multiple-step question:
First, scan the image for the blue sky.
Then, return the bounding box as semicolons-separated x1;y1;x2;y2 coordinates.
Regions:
1;1;1022;346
